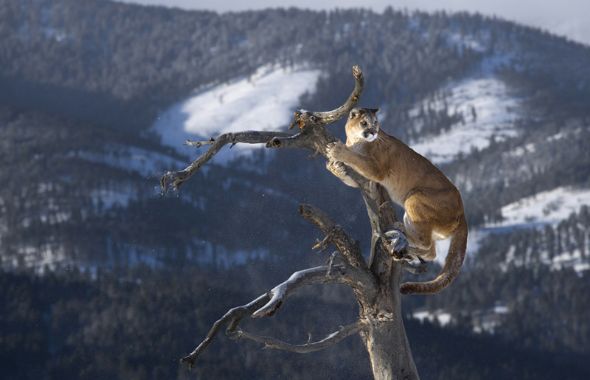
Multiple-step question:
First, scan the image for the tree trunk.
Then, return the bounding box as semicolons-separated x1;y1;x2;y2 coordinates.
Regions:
360;265;419;380
359;184;420;380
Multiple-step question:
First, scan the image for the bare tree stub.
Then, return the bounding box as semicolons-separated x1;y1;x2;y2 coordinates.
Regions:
163;66;438;380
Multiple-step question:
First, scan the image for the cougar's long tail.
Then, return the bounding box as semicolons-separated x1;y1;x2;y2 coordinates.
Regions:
400;217;468;295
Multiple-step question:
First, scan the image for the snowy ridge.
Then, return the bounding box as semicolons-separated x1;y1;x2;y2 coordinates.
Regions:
153;64;322;160
410;75;522;164
493;187;590;228
482;187;590;273
504;128;582;159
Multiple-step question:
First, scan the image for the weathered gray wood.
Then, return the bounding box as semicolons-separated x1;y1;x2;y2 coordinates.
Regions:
166;66;428;379
180;264;352;368
358;184;419;380
234;321;364;353
161;131;293;191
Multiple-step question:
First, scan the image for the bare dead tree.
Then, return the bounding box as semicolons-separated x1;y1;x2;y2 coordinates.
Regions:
161;66;442;380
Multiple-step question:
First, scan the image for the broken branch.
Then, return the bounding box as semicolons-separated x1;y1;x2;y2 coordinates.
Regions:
180;293;270;368
161;131;292;192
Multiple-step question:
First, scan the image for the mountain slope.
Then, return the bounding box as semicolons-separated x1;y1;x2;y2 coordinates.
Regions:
1;0;590;370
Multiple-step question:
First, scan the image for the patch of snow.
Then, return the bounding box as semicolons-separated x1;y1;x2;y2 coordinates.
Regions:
551;249;590;273
447;33;486;53
494;305;509;314
505;129;581;159
510;143;536;157
499;245;517;272
494;187;590;228
412;309;452;327
471;303;510;334
4;244;70;272
40;211;70;225
473;316;501;334
410;76;521;164
433;227;485;265
437;312;452;326
480;187;590;273
153;64;322;162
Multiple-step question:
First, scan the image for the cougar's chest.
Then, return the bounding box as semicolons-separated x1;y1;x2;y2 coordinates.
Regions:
382;178;407;205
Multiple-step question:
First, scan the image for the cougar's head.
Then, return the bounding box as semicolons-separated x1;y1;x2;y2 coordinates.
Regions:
345;107;380;143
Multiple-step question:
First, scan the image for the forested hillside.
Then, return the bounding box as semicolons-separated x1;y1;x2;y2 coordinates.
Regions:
1;0;589;378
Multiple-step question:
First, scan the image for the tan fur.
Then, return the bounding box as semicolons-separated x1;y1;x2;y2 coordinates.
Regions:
326;108;468;294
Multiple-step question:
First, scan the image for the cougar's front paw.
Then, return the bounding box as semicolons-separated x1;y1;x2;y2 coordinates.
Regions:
326;160;359;188
326;141;346;162
327;160;347;178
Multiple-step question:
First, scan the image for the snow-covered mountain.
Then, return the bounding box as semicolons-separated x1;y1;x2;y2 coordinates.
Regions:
2;1;590;273
494;186;590;228
409;74;522;164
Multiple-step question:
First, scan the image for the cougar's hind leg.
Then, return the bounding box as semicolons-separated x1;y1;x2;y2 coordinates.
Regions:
403;212;435;260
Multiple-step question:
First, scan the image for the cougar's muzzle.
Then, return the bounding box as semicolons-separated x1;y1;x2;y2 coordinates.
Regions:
363;127;377;139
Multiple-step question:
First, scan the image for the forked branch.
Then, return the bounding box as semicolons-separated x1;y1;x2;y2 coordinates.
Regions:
180;293;269;369
181;264;355;368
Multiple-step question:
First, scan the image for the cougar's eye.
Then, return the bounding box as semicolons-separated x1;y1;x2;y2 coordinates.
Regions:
361;120;368;127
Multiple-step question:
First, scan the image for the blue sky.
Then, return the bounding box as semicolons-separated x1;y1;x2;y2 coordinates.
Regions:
113;0;590;46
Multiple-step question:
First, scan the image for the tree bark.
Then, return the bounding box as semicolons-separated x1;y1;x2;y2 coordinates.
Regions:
357;183;420;380
361;265;419;380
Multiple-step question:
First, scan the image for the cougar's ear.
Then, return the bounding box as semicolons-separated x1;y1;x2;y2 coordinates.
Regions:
367;108;379;115
350;110;358;119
